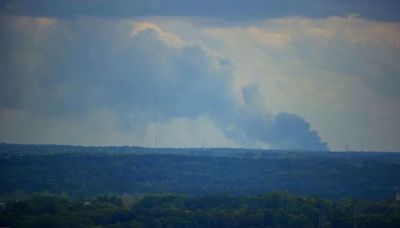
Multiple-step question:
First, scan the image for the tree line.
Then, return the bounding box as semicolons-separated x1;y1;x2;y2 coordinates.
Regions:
1;191;400;227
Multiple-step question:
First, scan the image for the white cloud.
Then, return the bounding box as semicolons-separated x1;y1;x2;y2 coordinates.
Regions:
195;16;400;151
1;15;400;151
0;16;240;148
131;21;184;47
203;26;290;48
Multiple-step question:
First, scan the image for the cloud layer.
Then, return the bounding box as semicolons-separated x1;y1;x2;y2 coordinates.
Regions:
194;16;400;151
0;15;329;150
1;0;400;21
2;12;400;151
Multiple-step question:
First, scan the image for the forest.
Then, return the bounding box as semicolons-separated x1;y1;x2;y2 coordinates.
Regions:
1;143;400;227
1;192;400;227
1;144;400;199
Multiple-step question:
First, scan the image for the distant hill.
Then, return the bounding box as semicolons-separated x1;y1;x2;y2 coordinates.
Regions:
1;143;400;199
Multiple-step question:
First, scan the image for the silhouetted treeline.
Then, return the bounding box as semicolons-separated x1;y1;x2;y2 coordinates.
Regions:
1;192;400;227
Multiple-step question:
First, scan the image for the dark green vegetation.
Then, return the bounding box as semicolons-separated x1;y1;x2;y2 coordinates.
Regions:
1;144;400;227
1;144;400;199
1;192;400;227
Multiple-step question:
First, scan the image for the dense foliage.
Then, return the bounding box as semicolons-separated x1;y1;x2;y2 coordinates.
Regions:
1;144;400;227
1;144;400;199
1;192;400;227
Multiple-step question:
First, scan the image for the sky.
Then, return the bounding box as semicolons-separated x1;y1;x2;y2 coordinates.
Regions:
0;1;399;151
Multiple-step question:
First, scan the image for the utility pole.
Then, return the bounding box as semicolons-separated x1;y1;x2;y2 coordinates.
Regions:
318;207;324;228
353;206;357;228
318;208;321;228
322;207;324;228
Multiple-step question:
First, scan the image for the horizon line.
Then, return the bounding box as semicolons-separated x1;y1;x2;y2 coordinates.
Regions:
1;142;399;153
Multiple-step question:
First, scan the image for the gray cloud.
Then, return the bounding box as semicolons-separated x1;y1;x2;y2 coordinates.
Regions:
0;16;328;150
219;85;328;150
1;0;400;21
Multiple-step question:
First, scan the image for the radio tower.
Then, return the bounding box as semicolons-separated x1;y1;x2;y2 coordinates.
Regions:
154;98;158;148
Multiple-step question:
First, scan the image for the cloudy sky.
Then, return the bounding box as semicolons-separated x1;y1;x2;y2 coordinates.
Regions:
1;1;399;151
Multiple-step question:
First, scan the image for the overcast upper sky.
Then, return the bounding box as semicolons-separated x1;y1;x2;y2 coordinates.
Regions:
1;1;399;151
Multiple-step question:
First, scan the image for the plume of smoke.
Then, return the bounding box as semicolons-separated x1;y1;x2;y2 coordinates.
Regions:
0;17;329;150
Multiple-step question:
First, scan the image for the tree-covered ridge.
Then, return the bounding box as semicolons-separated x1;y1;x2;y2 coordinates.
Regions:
1;144;400;200
1;192;400;228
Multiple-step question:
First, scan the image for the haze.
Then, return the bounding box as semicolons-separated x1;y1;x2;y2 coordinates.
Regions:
1;0;400;151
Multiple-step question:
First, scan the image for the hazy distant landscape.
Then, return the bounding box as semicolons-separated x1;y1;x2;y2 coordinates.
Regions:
2;0;400;227
2;143;400;199
1;144;400;227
